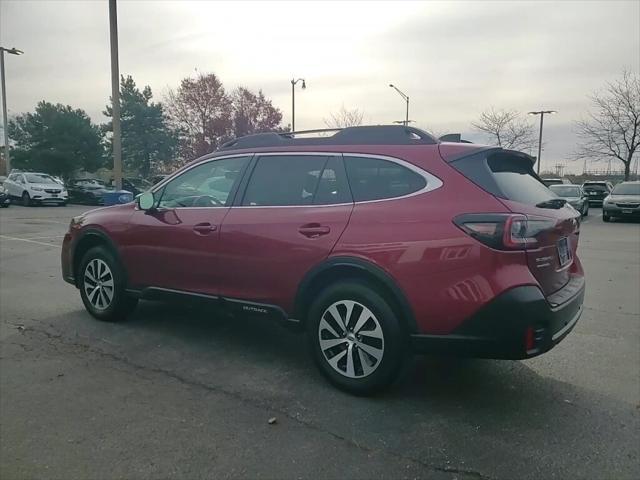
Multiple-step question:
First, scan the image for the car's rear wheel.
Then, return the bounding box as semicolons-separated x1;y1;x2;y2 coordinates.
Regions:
22;192;32;207
307;281;406;395
79;246;138;322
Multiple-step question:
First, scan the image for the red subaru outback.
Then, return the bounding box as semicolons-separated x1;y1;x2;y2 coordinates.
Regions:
61;126;585;394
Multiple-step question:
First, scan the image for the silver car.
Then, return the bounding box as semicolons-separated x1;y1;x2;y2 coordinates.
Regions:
602;181;640;222
549;184;589;216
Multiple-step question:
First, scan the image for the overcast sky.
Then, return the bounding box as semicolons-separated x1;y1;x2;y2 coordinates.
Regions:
2;0;639;172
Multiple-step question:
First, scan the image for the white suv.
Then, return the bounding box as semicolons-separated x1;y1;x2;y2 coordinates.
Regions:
4;172;68;206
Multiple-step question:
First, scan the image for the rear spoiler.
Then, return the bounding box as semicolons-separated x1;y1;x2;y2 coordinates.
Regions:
439;143;536;167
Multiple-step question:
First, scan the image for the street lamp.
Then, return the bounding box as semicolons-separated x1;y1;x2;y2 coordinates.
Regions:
0;46;23;174
389;84;409;126
528;110;557;175
290;78;306;132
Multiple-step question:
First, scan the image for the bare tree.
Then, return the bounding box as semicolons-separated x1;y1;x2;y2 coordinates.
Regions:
472;108;536;151
324;105;364;128
575;70;640;180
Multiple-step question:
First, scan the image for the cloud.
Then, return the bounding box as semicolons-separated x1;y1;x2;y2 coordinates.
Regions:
1;0;638;171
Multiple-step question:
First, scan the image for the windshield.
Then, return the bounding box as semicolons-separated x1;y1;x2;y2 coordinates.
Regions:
612;183;640;195
25;174;57;184
84;179;107;187
550;185;581;197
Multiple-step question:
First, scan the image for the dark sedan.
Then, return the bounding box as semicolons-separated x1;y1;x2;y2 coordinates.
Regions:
67;179;114;205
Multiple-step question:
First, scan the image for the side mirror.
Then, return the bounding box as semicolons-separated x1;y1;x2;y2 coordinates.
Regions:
138;191;156;211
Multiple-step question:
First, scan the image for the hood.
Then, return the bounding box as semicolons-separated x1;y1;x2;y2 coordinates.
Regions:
556;195;581;203
609;194;640;202
30;183;64;190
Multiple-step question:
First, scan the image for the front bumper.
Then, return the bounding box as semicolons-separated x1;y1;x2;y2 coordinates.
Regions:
31;193;68;203
603;204;640;217
411;276;585;359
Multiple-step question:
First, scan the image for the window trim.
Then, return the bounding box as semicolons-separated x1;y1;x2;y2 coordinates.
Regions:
232;152;442;209
147;153;253;210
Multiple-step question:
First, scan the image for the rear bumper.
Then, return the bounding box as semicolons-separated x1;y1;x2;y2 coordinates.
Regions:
411;276;585;359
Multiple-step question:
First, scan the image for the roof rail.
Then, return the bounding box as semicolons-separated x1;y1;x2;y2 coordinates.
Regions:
218;125;439;150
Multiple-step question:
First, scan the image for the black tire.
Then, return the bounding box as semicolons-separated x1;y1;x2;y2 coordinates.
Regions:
78;246;138;322
22;191;31;207
582;204;589;216
306;280;406;395
603;213;611;222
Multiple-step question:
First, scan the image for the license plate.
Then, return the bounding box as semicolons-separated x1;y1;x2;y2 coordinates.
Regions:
50;194;58;197
557;237;572;267
622;209;633;214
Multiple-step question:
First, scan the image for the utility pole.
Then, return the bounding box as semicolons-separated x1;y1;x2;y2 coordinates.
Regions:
0;46;23;174
109;0;122;190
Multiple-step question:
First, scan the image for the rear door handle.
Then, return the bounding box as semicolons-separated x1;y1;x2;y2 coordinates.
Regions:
298;223;331;238
193;222;217;235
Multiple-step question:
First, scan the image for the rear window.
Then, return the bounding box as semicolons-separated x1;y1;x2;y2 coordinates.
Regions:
487;154;554;205
583;184;608;192
450;151;554;206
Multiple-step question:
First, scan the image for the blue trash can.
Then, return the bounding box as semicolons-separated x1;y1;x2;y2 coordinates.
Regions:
102;190;134;206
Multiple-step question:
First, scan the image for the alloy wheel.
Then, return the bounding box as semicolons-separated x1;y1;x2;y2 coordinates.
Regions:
83;259;114;310
318;300;385;379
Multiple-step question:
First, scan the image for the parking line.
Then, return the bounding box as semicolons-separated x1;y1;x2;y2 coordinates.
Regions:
0;235;58;247
23;235;65;240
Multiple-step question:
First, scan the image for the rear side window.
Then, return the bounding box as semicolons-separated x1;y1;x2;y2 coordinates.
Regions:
344;156;426;202
242;155;351;206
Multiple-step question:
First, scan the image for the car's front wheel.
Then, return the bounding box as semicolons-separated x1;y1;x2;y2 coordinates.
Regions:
582;203;589;216
22;192;32;207
79;246;138;322
307;281;406;395
603;213;611;222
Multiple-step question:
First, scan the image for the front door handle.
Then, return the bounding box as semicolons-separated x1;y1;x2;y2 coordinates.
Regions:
298;223;331;238
193;222;217;235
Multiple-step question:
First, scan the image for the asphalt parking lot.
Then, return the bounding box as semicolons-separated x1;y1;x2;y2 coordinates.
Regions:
1;204;639;479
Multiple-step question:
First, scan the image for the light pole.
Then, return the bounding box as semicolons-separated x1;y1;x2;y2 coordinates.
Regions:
290;78;306;132
528;110;557;175
0;47;23;174
109;0;123;190
389;84;409;126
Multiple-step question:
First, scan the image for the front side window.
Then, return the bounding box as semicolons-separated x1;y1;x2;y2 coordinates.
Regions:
242;155;341;206
158;156;249;208
344;156;426;202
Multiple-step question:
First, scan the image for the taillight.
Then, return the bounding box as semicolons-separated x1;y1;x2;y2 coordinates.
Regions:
454;213;555;250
